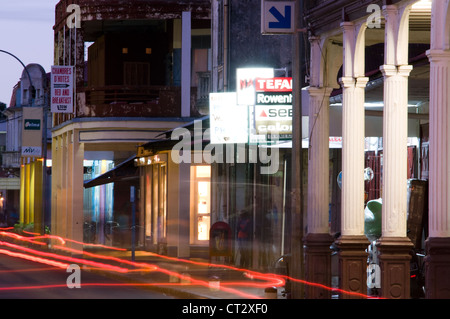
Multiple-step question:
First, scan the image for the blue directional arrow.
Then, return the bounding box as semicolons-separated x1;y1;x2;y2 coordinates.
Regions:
268;5;291;29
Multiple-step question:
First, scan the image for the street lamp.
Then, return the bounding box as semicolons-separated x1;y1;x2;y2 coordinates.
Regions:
0;50;36;106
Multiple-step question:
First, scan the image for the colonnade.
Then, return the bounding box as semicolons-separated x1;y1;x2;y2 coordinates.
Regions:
304;0;450;299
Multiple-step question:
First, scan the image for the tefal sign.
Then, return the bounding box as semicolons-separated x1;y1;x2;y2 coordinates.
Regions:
255;77;292;92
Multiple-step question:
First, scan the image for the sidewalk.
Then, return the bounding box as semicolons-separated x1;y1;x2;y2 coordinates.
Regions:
81;249;288;299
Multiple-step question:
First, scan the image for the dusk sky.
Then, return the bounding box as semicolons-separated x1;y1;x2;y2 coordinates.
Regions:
0;0;57;105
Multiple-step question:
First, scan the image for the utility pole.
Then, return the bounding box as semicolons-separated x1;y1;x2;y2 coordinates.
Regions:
290;0;305;299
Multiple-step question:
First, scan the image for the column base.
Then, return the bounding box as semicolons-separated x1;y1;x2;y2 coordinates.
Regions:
304;233;334;299
336;235;370;299
376;236;414;299
425;237;450;299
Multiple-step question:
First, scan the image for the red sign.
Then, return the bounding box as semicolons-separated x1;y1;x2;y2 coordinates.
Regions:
255;77;292;92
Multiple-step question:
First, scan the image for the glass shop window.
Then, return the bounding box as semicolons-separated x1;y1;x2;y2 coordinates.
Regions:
191;165;211;244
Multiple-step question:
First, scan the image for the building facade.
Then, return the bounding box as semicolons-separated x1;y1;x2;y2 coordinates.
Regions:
51;0;210;250
207;0;297;273
3;63;51;231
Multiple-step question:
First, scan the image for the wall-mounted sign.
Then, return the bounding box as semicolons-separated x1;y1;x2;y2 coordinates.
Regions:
209;92;248;144
22;107;43;157
250;77;293;144
254;105;293;140
261;1;296;34
24;119;41;130
236;68;274;106
51;65;74;113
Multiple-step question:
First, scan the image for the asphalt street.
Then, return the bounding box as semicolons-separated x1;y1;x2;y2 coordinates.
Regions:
0;254;174;299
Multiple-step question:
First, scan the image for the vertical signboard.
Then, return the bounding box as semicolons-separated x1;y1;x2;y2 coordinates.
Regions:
51;65;74;113
250;77;293;144
209;92;249;144
22;107;43;157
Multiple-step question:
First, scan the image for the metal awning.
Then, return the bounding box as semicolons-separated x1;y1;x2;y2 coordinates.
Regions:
83;155;138;188
84;116;210;188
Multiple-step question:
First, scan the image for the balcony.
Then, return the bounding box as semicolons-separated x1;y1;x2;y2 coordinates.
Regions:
77;85;185;117
2;151;21;169
53;85;203;127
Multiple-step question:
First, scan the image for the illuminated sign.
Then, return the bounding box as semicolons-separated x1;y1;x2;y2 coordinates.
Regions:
236;68;274;106
250;77;293;144
254;105;293;140
256;92;293;105
255;77;292;91
209;92;248;144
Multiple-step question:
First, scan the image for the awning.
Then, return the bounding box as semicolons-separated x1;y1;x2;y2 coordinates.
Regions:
138;115;210;156
84;116;211;188
83;155;138;188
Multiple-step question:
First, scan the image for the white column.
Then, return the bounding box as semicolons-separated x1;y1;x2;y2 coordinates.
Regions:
61;133;68;238
340;76;368;236
380;64;412;237
178;162;191;258
427;50;450;238
51;136;59;236
307;86;332;234
71;130;84;248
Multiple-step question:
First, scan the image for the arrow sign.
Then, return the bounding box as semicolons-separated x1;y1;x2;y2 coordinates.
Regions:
268;5;291;29
261;1;295;34
54;84;70;88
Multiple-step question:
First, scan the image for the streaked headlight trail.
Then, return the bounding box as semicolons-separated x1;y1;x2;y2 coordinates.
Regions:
0;230;379;299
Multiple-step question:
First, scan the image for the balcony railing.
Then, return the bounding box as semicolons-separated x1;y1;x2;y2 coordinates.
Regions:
2;151;21;169
82;85;162;105
78;85;187;118
53;85;205;127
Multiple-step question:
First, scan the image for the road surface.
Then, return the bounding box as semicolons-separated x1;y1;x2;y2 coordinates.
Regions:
0;254;175;299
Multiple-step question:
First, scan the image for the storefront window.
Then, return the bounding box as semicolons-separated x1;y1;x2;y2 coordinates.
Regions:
192;165;211;243
142;158;167;251
83;160;114;244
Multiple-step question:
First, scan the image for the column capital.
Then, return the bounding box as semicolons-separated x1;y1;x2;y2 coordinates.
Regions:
340;21;354;30
339;76;355;88
380;64;413;77
339;76;369;88
356;77;369;88
382;4;398;13
307;86;333;97
427;49;450;63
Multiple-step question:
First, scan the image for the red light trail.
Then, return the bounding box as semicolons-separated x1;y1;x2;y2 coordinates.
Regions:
0;230;380;299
